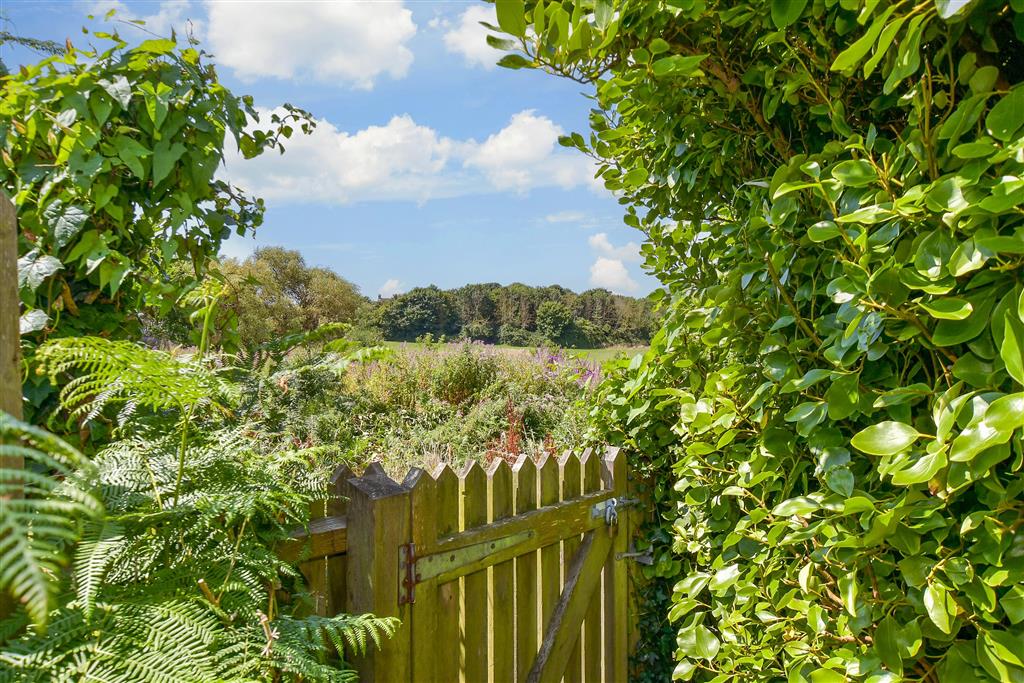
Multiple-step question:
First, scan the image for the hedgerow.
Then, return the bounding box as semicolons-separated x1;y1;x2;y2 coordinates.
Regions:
496;0;1024;679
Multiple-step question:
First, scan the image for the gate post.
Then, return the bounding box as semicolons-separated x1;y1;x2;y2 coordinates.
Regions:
345;464;411;681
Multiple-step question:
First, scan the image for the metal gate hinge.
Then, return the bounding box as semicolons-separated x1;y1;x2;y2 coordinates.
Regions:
399;542;417;605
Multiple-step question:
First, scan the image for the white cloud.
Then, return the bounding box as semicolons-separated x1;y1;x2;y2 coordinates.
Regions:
463;110;596;192
379;279;405;298
204;1;416;89
443;5;499;69
222;108;599;204
589;257;638;294
588;232;642;262
88;0;202;38
545;211;587;223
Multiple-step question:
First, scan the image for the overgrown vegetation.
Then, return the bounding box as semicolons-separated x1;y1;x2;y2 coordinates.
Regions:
1;335;397;681
496;0;1024;680
1;27;397;682
243;339;597;475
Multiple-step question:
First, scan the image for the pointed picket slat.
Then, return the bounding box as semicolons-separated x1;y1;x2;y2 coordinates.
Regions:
513;455;539;683
581;449;603;682
462;462;489;683
538;453;561;673
560;452;583;683
435;465;462;683
602;448;628;683
406;467;439;682
490;459;515;682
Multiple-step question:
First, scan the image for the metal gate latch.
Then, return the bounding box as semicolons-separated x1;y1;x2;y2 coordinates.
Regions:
591;497;639;527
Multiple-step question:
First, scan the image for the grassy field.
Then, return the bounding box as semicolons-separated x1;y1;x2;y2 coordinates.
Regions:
382;341;647;364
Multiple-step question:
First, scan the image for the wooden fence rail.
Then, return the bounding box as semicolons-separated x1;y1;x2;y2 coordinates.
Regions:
287;447;634;683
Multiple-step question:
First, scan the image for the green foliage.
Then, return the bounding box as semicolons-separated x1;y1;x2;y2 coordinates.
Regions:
0;413;101;629
369;282;655;347
218;247;366;350
1;338;396;681
4;28;311;424
244;342;595;474
508;0;1024;680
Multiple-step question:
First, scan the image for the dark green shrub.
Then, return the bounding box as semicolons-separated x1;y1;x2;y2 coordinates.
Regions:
496;0;1024;680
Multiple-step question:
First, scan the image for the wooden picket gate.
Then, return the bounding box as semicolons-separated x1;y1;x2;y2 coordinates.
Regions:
283;448;634;682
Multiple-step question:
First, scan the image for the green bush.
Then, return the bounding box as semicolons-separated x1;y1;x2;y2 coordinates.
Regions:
497;0;1024;680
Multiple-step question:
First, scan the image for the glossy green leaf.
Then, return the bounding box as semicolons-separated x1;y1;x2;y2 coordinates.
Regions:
924;584;957;634
495;0;527;37
771;0;807;28
891;447;946;485
851;421;920;455
919;297;972;320
986;86;1024;142
772;496;820;516
1001;312;1024;384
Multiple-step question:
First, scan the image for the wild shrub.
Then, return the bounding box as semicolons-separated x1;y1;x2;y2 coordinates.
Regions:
0;337;396;681
494;0;1024;680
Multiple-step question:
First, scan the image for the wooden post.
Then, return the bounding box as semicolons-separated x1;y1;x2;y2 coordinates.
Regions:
345;464;411;682
0;194;21;622
1;194;21;422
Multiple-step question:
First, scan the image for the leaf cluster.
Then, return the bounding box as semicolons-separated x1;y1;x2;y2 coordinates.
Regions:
502;0;1024;680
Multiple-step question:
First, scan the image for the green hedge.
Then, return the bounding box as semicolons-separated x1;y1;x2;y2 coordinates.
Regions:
496;0;1024;680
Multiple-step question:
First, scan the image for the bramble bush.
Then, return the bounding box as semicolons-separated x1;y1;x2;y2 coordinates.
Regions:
495;0;1024;680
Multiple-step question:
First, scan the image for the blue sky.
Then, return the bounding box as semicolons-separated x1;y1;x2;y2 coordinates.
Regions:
2;0;656;298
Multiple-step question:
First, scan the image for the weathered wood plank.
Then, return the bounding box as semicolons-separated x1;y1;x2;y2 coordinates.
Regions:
406;467;439;682
425;488;612;559
0;195;20;423
434;465;462;683
538;453;561;677
278;516;348;563
462;462;489;683
581;449;603;682
513;455;538;683
345;467;410;681
490;460;514;682
0;195;21;620
413;494;611;585
528;530;614;683
560;452;583;683
602;447;628;683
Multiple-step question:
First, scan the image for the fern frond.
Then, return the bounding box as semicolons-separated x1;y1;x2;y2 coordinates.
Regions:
0;412;102;630
35;337;221;419
73;520;126;621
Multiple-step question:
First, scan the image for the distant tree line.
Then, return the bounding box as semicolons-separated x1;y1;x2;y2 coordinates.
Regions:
367;282;655;347
166;248;655;349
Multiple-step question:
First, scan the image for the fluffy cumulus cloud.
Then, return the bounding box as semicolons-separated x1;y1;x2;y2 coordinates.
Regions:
204;1;416;88
589;257;638;294
378;279;405;298
588;232;642;262
221;108;599;204
586;233;641;294
463;110;596;192
443;5;500;69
